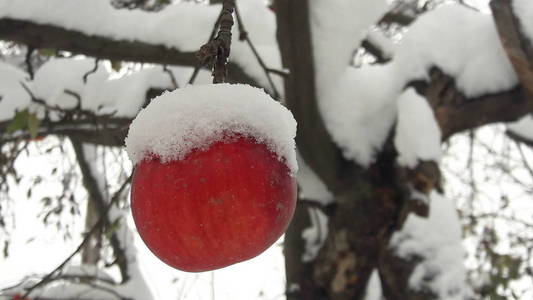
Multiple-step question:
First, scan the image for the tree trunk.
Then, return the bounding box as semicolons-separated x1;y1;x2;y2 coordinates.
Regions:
276;1;438;299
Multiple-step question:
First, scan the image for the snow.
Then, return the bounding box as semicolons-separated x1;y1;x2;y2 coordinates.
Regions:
315;3;522;166
0;62;30;121
395;4;517;98
513;0;533;43
0;57;217;123
395;88;442;168
301;207;329;262
310;0;388;96
320;64;400;166
366;29;396;60
125;84;298;174
80;144;155;300
33;58;101;110
507;115;533;142
82;66;173;117
363;270;382;300
296;153;333;204
390;192;471;299
0;0;282;92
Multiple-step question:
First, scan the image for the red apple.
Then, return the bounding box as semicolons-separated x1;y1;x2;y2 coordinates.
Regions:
131;136;297;272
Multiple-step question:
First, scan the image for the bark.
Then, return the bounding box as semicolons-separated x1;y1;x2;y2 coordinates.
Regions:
276;2;404;298
277;1;533;300
491;0;533;103
410;68;531;141
0;18;258;86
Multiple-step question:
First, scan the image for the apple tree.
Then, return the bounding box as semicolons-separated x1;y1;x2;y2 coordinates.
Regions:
0;0;532;299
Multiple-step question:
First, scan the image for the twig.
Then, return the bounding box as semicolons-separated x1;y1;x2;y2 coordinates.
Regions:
64;89;82;109
195;0;235;84
188;10;223;85
83;59;100;83
516;141;533;180
25;46;35;80
163;65;179;89
21;175;132;298
234;4;281;99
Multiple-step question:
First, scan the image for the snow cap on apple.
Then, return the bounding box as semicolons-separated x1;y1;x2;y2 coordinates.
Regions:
125;83;298;272
126;83;297;173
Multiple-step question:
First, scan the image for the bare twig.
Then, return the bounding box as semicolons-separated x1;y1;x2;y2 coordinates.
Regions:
83;59;100;83
25;46;35;79
163;65;178;90
21;175;132;298
234;3;281;99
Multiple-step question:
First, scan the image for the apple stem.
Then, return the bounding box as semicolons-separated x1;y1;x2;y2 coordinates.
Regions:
195;0;236;84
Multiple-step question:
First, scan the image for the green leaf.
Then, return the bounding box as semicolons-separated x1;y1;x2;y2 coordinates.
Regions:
27;112;41;139
111;60;122;72
39;48;56;57
3;241;8;258
105;217;122;239
6;110;30;134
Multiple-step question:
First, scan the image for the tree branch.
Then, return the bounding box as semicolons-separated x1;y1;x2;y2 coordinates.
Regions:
71;140;131;283
410;68;532;140
491;0;533;103
275;0;358;194
21;175;131;298
0;18;259;86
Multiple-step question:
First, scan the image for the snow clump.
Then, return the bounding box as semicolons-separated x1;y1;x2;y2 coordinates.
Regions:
126;84;298;175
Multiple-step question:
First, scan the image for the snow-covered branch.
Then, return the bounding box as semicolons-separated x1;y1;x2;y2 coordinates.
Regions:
0;0;281;88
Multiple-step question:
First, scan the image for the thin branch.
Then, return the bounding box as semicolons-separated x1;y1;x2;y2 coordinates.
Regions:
25;46;35;80
0;18;259;87
83;59;100;83
163;65;178;90
21;175;131;298
71;141;130;282
234;4;281;99
516;141;533;180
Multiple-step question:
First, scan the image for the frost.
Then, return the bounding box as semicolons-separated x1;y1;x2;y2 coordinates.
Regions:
125;84;298;174
394;88;442;168
301;207;329;262
390;192;471;299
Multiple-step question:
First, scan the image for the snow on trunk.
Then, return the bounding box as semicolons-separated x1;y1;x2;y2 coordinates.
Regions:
390;192;472;299
319;64;400;166
296;153;333;204
394;88;442;168
309;0;387;94
312;3;527;167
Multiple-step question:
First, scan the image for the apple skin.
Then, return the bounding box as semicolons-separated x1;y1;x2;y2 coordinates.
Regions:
131;137;297;272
